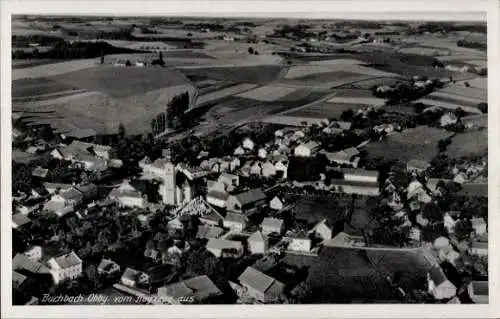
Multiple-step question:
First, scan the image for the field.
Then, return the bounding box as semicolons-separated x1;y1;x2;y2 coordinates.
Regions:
178;65;284;84
236;85;299;102
327;96;386;107
195;83;258;106
286;102;359;119
12;77;75;98
12;58;99;81
440;83;486;100
445;129;488;158
262;115;327;126
363;126;454;162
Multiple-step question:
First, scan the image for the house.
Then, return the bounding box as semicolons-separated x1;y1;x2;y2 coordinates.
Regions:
438;249;460;266
261;218;284;236
74;183;98;201
234;146;245;156
269;196;285;211
248;231;267;254
310;219;332;241
120;267;149;288
322;147;360;167
467;281;488;304
42;182;73;194
262;161;277;177
250;162;262;176
157;275;222;304
471;217;487;236
206;183;229;208
341;168;379;183
258;148;268;159
13;253;51;276
427;265;457;300
43;200;75;217
453;172;467;184
223;213;248;232
238;267;285;303
469;240;488;256
144;248;161;262
52;140;116;160
51;187;84;207
243;137;255;150
17;198;43;215
108;181;148;208
47;251;83;284
294;141;320;157
24;245;42;261
206;238;244;258
443;213;457;234
407;160;431;173
274;160;288;179
32;166;48;179
226;188;267;215
97;259;121;276
218;173;239;189
287;232;312;252
12;213;32;229
440;113;458;127
196;225;224;239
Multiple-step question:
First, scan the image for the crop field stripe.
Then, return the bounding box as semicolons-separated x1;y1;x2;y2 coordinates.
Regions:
427;93;485;106
418;99;481;114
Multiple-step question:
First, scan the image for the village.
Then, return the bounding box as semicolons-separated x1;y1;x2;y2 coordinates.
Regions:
10;15;488;306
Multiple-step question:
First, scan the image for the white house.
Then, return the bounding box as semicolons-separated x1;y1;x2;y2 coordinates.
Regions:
427;265;456;300
440;113;458;127
243;138;255;150
234;146;245;156
269;196;285;211
108;181;148;208
47;251;83;284
238;267;285;303
261;218;284;235
287;233;312;252
262;161;277;177
223;213;248;232
310;219;332;241
97;259;121;276
120;268;149;287
24;245;42;261
248;231;267;255
274;160;288;179
294;141;320;157
258;148;268;159
206;238;244;258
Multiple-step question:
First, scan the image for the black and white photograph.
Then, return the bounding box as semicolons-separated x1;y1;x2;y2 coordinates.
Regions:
1;0;498;318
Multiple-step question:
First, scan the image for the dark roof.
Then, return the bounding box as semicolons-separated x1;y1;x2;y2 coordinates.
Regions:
470;281;488;296
233;188;266;205
238;267;284;294
224;212;248;224
12;271;27;289
196;225;224;239
13;253;50;274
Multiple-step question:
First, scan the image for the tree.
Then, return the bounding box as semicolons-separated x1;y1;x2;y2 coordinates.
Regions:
84;264;99;289
125;60;132;66
254;51;259;55
100;48;105;64
437;138;451;153
477;102;488;114
454;219;472;241
248;47;254;54
454;107;466;119
422;202;443;223
340;109;355;121
118;123;126;138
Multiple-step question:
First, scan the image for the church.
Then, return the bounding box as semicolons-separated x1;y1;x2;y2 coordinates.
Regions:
157;149;210;207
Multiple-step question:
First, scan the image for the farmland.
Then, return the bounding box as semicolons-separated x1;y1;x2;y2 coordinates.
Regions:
236;85;299;102
363;126;454;163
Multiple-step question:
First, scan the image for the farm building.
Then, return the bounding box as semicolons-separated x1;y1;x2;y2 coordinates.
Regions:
341;168;379;183
226;188;267;215
206;238;244;258
248;231;268;255
238;267;285;303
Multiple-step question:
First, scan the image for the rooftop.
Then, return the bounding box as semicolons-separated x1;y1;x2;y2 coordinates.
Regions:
224;212;248;224
238;266;284;294
262;217;284;229
233;188;266;205
206;238;243;251
51;251;82;269
158;275;222;302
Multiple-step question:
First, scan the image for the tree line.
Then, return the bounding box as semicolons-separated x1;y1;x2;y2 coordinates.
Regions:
150;92;190;135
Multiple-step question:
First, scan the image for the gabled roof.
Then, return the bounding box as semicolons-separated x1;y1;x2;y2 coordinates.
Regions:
158;275;222;301
470;281;488;296
262;217;283;229
32;167;49;178
13;253;50;274
233;188;266;205
340;168;379;177
58;188;83;201
42;182;73;191
51;251;82;269
206;238;243;251
248;231;265;242
224;212;248;224
98;259;118;271
196;225;224;239
12;271;28;289
12;213;32;227
238;267;284;294
297;141;320;150
122;267;142;282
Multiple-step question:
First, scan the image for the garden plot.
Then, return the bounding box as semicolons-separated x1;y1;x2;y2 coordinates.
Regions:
236;85;300;102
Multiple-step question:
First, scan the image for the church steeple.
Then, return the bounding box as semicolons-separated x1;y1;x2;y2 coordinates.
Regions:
162;148;176;206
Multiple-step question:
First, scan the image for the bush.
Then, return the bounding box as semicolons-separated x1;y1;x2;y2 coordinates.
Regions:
248;47;254;54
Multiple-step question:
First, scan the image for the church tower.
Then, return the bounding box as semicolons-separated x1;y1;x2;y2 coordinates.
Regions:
162;149;177;205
